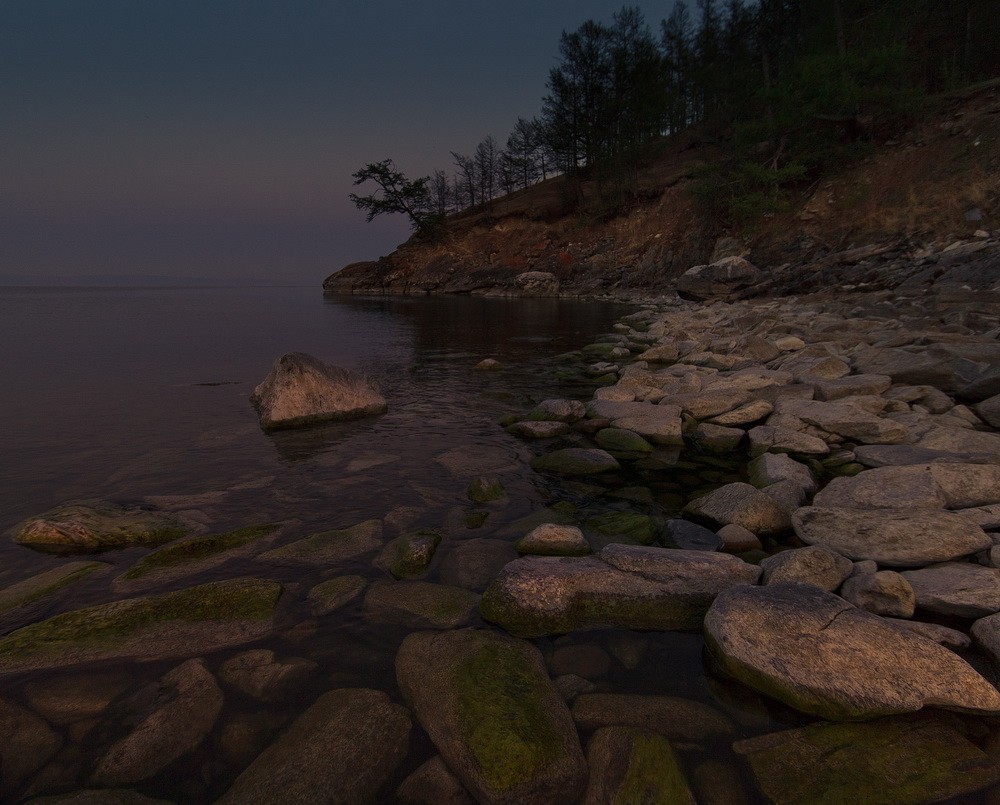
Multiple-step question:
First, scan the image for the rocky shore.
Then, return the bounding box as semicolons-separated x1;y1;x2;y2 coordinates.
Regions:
3;240;1000;802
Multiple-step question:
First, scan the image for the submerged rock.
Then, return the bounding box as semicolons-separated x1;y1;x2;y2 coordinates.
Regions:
531;448;621;476
218;649;317;703
363;580;480;629
0;577;282;673
684;482;791;535
250;351;386;429
0;561;107;614
481;545;760;637
517;524;590;556
13;500;186;553
570;693;734;744
306;575;366;616
219;688;411;804
397;756;474;805
0;697;62;798
704;583;1000;720
735;713;1000;805
582;727;695;805
395;630;587;805
375;530;441;579
258;519;382;565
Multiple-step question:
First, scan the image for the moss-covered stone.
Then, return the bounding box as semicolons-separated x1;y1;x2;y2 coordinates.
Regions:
594;428;654;457
14;500;186;553
375;530;441;579
363;581;480;629
395;630;586;804
0;562;106;614
258;519;382;565
118;523;279;583
531;449;621;476
585;512;657;545
467;478;505;503
0;577;282;673
583;727;695;805
735;713;1000;805
307;575;366;616
464;510;490;529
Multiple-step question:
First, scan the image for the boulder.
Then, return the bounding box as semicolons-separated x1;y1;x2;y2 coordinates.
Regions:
734;714;1000;805
531;449;621;476
0;577;282;674
92;658;223;786
395;630;587;805
662;519;723;551
250;352;386;429
747;426;830;457
363;581;480;630
689;423;744;452
516;271;560;297
507;421;571;439
570;693;734;744
13;501;186;553
582;727;695;805
258;519;382;565
840;571;916;617
793;507;990;567
375;530;441;579
900;563;1000;618
219;689;411;803
812;467;946;510
775;399;908;445
675;256;760;301
439;539;519;591
481;545;760;637
397;756;474;805
218;649;316;703
759;546;853;591
708;399;774;427
517;524;590;557
704;583;1000;720
595;428;653;454
307;575;366;616
0;698;62;798
852;347;963;391
528;399;587;423
683;483;791;535
747;453;816;494
814;374;893;401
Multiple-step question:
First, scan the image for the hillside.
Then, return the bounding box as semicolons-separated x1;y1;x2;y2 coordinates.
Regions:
324;80;1000;299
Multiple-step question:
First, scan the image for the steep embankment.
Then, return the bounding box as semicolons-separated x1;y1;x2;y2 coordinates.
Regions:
324;81;1000;298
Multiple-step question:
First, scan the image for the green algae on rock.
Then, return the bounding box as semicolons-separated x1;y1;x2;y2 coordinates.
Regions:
0;561;107;615
531;448;621;476
467;478;506;503
375;530;441;579
363;580;480;629
258;519;382;565
0;577;282;673
395;630;586;805
584;511;657;545
582;726;695;805
734;713;1000;805
115;523;280;588
13;500;187;553
307;575;366;616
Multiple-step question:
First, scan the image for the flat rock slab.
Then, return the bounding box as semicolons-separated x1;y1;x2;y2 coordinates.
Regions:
775;399;908;445
481;544;760;637
793;507;990;567
250;352;386;429
570;693;734;744
582;726;695;805
395;630;586;805
683;482;791;536
363;580;480;629
0;561;107;614
901;563;1000;618
0;577;281;674
0;697;62;798
531;449;621;476
13;501;186;553
759;546;853;591
812;464;1000;510
258;519;382;565
734;714;1000;805
704;583;1000;720
219;688;411;804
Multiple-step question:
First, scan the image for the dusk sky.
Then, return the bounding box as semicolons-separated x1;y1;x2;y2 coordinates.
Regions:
2;1;676;286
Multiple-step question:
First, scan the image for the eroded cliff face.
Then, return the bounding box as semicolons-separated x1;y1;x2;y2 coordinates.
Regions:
325;81;1000;298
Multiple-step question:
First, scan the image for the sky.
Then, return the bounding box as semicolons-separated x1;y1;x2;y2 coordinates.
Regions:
1;1;676;286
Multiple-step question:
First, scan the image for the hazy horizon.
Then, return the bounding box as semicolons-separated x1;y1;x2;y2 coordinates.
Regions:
3;1;676;287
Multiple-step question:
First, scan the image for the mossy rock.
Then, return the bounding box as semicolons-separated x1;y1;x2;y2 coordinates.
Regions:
0;577;282;673
375;531;441;579
531;449;621;477
395;630;587;804
583;726;695;804
307;575;367;616
258;519;382;565
467;478;505;503
734;713;1000;805
363;581;480;629
14;500;187;553
464;510;490;530
503;502;577;537
595;428;653;454
116;523;280;588
0;562;107;615
585;512;657;546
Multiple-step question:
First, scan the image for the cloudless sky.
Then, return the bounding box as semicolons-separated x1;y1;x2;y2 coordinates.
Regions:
2;1;677;285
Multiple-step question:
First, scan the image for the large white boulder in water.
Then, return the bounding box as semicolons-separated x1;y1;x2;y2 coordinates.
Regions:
250;352;386;430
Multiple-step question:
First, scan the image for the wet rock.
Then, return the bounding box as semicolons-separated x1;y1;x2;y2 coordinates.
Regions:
747;453;816;494
675;256;760;302
812;466;945;510
481;545;760;637
114;523;280;589
517;524;590;556
363;580;480;629
793;507;990;567
582;727;695;805
476;358;502;370
258;519;382;565
690;423;744;452
528;399;587;423
841;571;916;617
571;693;734;744
759;546;853;591
901;563;1000;618
396;629;586;805
250;352;386;429
397;756;474;805
0;561;107;613
683;482;791;535
776;399;909;444
435;444;521;478
531;448;621;476
717;523;762;553
219;688;411;804
549;644;611;679
439;538;519;591
91;658;223;786
814;374;893;401
13;500;186;553
376;530;441;579
218;649;317;703
662;518;723;551
884;619;971;650
306;575;366;615
735;713;1000;805
705;583;1000;720
747;425;830;457
23;669;133;726
507;421;571;439
467;478;505;503
516;271;559;296
0;697;62;798
0;577;282;673
584;511;657;546
595;427;653;454
708;399;773;426
692;760;749;805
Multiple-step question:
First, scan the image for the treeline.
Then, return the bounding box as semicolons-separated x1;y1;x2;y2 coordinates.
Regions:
354;1;999;231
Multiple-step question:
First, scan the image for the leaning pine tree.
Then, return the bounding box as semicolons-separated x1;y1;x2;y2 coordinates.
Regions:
349;159;443;235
